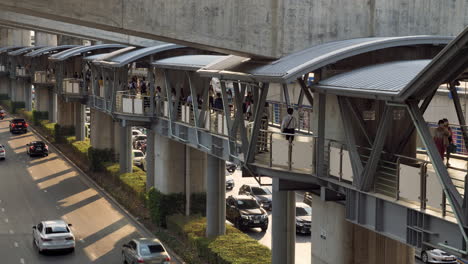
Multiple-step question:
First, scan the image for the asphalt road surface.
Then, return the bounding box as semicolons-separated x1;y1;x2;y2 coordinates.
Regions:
0;116;179;264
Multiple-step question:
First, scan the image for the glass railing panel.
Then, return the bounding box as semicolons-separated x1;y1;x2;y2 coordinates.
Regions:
398;164;421;203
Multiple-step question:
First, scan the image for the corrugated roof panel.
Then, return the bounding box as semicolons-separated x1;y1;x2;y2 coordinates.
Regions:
8;46;47;56
152;55;227;71
49;44;128;61
0;46;26;54
95;43;184;67
25;45;80;57
316;60;431;95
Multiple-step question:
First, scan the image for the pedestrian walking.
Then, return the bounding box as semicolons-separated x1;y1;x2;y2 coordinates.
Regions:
281;108;297;142
433;119;450;161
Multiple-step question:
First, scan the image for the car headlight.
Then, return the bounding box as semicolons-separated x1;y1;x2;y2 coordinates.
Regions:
241;215;249;220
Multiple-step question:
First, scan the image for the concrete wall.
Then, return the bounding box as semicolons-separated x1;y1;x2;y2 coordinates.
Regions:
0;27;31;46
57;98;75;127
312;93;344;142
311;194;414;264
35;32;57;46
35;86;50;112
3;1;468;58
90;108;115;150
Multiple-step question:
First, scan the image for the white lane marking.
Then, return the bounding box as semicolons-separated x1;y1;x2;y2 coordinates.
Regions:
14;242;18;247
4;218;8;223
1;208;4;212
43;190;47;193
9;230;14;234
20;258;25;264
55;206;60;210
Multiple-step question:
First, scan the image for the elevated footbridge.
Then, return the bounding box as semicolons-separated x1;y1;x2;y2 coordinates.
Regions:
2;30;468;263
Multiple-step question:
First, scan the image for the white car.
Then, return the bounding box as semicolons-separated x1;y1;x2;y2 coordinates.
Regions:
32;220;75;253
0;144;5;160
132;129;144;137
133;149;146;167
419;248;458;263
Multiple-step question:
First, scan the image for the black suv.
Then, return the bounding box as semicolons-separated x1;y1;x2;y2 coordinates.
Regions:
9;118;28;134
26;141;49;157
238;184;272;211
226;195;268;232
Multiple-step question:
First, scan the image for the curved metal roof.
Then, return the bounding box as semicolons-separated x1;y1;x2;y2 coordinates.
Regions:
199;36;452;83
25;45;81;58
49;44;128;61
94;43;184;67
314;60;431;100
0;46;26;54
152;55;228;71
83;46;136;62
8;46;47;56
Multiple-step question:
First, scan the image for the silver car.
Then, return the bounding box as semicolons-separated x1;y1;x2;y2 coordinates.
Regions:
32;220;75;253
0;144;5;160
122;238;171;264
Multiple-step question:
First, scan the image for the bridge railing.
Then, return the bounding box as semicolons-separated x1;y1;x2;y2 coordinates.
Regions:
33;71;56;85
62;78;82;95
267;101;313;134
115;91;152;116
0;65;6;73
16;66;31;77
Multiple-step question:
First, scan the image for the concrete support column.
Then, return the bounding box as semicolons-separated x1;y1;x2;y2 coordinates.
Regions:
24;82;32;111
154;135;185;193
145;129;155;191
57;97;75;127
205;154;226;238
35;32;57;46
0;76;9;97
90;109;115;150
58;35;83;45
271;178;295;264
14;79;25;102
119;125;133;174
48;89;57;123
74;103;85;141
0;28;31;46
35;86;50;112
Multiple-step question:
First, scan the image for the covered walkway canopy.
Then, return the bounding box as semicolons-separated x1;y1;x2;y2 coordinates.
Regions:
152;55;228;71
82;46;136;62
25;45;80;57
8;46;46;56
49;44;128;61
198;36;452;83
94;43;184;68
0;46;26;54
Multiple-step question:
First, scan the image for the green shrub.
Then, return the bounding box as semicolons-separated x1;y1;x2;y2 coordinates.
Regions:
147;187;185;227
168;215;271;264
54;124;75;143
32;110;48;125
190;192;207;216
11;101;25;114
17;108;33;121
104;163;147;202
39;120;56;139
71;138;91;161
0;99;12;111
0;94;9;100
88;147;115;171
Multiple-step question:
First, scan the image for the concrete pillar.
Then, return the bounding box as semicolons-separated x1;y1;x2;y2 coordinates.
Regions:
13;79;25;102
58;35;83;45
119;125;133;174
35;32;57;46
48;89;57;123
74;103;85;141
35;86;50;112
145;129;155;191
154;134;185;194
57;97;75;127
310;194;414;264
90;108;115;150
24;82;32;111
0;76;9;97
0;28;31;46
271;178;295;264
205;154;226;238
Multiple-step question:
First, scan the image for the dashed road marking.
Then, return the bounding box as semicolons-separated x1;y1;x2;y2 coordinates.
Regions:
20;258;25;264
43;190;47;193
14;242;18;247
1;208;4;212
4;218;8;223
9;230;14;234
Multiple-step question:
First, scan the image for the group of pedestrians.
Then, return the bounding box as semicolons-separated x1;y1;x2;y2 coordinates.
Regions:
433;118;456;165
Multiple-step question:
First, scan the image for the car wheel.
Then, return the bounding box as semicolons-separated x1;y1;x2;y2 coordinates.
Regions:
234;218;242;229
421;251;429;263
261;226;268;232
122;252;127;264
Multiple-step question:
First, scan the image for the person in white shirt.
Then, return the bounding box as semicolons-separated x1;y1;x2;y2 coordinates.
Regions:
281;108;296;142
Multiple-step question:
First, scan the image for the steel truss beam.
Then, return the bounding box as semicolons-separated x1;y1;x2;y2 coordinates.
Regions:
246;84;269;163
232;82;249;158
337;96;364;186
405;100;468;250
449;83;468;154
360;105;393;191
297;78;314;107
345;97;373;147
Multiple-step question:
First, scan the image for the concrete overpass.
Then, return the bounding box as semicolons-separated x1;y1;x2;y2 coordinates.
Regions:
1;0;468;58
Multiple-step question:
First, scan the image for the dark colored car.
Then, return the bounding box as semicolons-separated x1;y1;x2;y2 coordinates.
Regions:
27;141;49;157
226;195;268;232
9;118;28;134
296;202;312;234
238;184;272;211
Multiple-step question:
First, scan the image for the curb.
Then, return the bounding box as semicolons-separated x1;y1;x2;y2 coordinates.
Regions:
7;111;186;264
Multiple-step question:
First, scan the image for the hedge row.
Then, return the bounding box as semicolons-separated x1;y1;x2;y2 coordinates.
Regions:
168;215;271;264
0;94;9;100
104;163;147;202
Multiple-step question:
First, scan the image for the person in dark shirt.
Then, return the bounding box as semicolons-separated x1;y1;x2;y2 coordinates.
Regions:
213;92;223;111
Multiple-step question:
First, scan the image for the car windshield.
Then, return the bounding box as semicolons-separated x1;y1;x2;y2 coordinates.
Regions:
34;142;45;147
140;244;165;256
237;199;259;209
45;226;69;234
251;187;271;195
296;207;312;216
134;152;144;157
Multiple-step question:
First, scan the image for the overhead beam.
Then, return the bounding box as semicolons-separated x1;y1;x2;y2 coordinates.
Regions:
0;10;164;47
246;84;269;163
345;97;373;147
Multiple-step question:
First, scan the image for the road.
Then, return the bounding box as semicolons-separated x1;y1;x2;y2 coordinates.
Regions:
227;170;425;264
0;116;179;264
